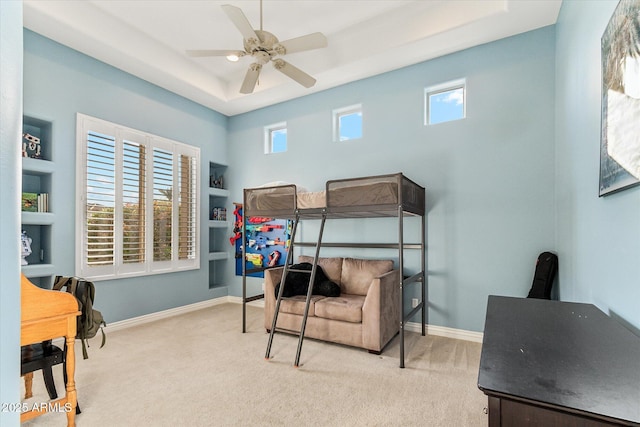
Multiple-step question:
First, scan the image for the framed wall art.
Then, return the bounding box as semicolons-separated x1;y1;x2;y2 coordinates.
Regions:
600;0;640;196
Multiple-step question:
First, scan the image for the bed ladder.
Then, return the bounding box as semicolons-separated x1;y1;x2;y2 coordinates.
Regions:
265;211;327;367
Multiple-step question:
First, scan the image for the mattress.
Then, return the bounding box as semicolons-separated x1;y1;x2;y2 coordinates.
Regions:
327;181;398;207
297;191;325;209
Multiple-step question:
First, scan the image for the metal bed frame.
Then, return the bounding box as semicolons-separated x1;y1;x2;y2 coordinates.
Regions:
241;173;426;368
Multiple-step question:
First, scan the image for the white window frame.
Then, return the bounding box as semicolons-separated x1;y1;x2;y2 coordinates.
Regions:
424;78;466;126
264;122;287;154
75;113;200;281
332;104;362;142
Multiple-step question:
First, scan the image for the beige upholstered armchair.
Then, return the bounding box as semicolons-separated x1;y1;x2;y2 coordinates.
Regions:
264;256;400;353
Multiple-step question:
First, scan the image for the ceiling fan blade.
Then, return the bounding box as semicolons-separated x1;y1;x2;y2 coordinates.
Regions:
272;59;316;88
221;4;259;43
275;32;327;55
186;50;244;58
240;63;262;94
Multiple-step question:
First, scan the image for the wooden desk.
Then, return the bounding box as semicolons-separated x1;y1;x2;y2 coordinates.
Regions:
21;274;80;426
478;295;640;426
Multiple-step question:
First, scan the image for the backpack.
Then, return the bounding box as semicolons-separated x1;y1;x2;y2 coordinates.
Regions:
53;276;106;359
527;252;558;300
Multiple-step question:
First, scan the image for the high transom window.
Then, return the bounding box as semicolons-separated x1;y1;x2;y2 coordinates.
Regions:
425;79;466;125
333;104;363;142
264;122;287;154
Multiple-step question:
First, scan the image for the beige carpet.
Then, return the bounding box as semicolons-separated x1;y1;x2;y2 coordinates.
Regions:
22;303;487;426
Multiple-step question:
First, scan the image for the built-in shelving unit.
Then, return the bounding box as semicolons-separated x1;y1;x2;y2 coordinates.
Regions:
21;116;55;288
208;162;229;289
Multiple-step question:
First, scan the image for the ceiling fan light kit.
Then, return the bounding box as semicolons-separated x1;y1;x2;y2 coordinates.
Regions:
186;1;327;94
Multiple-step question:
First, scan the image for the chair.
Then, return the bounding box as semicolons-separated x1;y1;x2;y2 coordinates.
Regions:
22;340;82;414
21;340;64;399
20;273;80;426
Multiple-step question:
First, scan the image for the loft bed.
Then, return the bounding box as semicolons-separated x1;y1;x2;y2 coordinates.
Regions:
241;172;426;368
243;173;425;219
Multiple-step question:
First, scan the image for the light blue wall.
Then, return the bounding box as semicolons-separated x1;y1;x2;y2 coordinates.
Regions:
555;1;640;332
0;2;23;423
23;30;229;323
227;26;557;332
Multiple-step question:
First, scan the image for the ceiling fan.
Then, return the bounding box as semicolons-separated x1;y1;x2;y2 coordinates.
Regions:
187;1;328;94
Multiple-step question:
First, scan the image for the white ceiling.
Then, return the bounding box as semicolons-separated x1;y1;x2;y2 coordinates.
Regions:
23;0;562;116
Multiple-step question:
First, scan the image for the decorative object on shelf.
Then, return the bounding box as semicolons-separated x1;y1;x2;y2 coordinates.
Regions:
21;192;49;212
599;0;640;196
211;207;227;221
21;193;38;212
21;231;32;266
37;193;49;212
210;173;224;189
22;133;42;159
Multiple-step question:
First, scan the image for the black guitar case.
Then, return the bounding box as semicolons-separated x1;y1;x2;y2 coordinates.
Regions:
527;251;558;300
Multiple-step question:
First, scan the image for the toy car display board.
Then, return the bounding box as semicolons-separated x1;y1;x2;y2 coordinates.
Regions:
231;204;291;277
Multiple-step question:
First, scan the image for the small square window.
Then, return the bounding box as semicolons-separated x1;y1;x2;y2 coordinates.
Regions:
425;80;465;125
264;122;287;154
333;104;362;142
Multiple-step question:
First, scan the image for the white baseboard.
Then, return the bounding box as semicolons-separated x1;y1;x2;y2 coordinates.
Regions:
105;296;232;333
405;321;483;343
105;296;483;344
227;295;265;308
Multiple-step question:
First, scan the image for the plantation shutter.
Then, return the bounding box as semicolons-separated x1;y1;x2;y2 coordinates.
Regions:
122;141;146;264
178;154;197;260
152;148;173;263
85;131;116;270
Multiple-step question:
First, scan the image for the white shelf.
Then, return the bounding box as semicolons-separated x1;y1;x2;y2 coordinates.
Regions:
209;220;228;228
209;187;229;197
22;157;55;175
21;212;55;225
22;263;55;278
208;252;228;261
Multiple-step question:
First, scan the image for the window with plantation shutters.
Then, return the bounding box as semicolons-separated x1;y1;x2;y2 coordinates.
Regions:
76;114;200;280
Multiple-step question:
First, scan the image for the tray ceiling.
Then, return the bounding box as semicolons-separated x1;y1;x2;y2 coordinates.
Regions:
23;0;561;116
